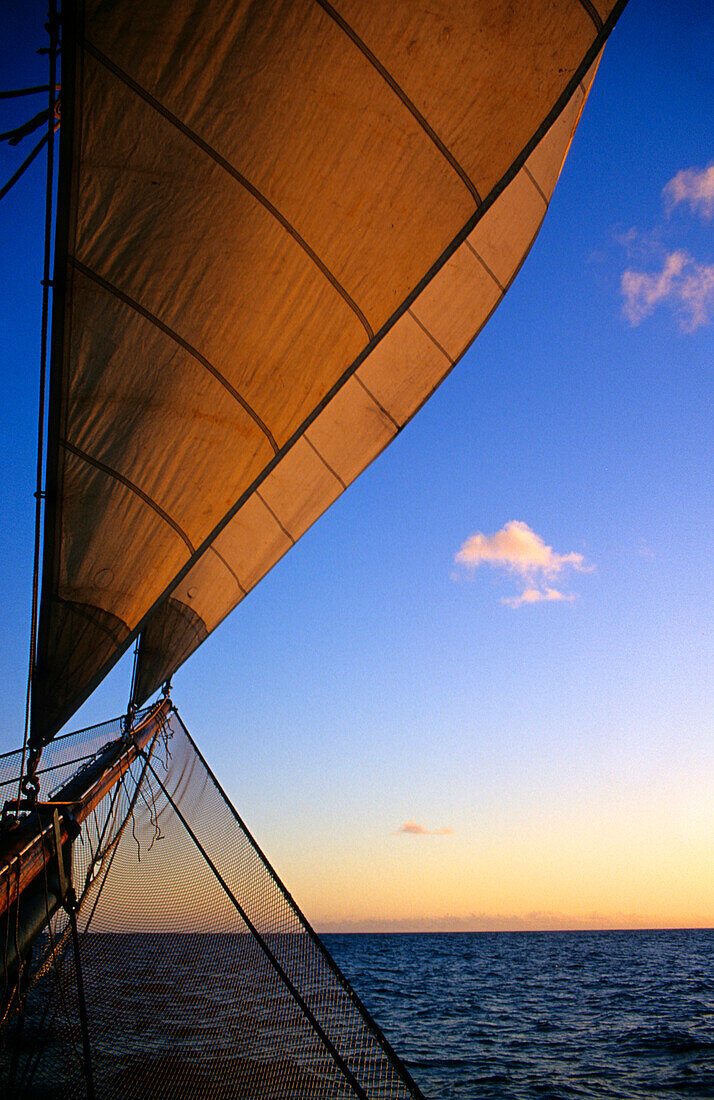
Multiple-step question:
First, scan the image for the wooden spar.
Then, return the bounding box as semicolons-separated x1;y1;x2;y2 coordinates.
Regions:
0;697;171;918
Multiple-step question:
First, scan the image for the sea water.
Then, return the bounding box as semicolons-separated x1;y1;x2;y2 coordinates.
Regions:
12;928;714;1097
325;929;714;1099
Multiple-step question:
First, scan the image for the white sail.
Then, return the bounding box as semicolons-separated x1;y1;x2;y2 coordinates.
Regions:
33;0;626;741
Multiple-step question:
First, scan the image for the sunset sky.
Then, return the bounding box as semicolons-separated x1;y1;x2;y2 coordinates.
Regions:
1;0;712;932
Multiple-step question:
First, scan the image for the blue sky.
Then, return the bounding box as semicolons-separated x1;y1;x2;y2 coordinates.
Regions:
1;0;712;930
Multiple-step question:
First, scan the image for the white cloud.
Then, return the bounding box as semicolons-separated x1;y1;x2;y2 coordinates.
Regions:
622;250;714;331
502;586;574;609
455;521;591;609
679;263;714;330
616;164;714;333
398;820;454;836
455;519;588;576
663;163;714;219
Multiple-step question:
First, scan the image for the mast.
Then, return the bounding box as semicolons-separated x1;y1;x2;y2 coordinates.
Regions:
28;0;77;774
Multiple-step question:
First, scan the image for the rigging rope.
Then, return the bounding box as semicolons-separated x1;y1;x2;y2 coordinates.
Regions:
0;86;51;100
0;105;54;145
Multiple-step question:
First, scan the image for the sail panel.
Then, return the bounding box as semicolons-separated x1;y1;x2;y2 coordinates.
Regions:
133;73;598;704
81;0;476;338
35;0;624;739
327;0;596;197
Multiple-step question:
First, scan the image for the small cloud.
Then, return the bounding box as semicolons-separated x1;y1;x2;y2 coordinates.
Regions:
398;820;454;836
454;520;591;608
622;250;714;331
399;820;430;835
663;163;714;219
612;225;664;261
502;586;574;609
455;520;588;577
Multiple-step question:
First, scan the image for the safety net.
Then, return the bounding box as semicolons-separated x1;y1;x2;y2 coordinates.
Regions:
1;702;423;1098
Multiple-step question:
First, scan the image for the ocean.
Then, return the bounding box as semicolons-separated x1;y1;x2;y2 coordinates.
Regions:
7;928;713;1097
325;929;714;1099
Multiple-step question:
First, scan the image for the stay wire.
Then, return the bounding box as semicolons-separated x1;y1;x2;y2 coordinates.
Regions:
18;0;59;805
0;85;51;100
1;104;53;144
126;636;141;732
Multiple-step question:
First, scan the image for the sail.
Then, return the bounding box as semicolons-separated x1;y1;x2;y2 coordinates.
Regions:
34;0;627;741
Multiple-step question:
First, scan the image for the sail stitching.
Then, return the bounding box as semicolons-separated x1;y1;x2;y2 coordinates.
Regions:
80;38;374;342
576;0;604;32
463;239;506;293
70;259;279;454
303;434;347;490
523;164;549;208
314;0;481;205
406;308;454;365
353;375;400;431
62;440;195;554
255;492;296;545
208;546;246;596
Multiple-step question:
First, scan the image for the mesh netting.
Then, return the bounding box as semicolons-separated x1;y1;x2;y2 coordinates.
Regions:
1;706;423;1099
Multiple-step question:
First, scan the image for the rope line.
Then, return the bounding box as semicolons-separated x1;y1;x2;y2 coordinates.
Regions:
0;85;51;99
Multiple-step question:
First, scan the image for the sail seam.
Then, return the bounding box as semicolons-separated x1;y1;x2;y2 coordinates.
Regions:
314;0;481;206
62;439;195;553
353;375;400;431
406;308;454;366
303;434;347;490
70;259;279;454
576;0;604;32
523;164;549;208
255;492;295;545
463;239;505;293
208;546;246;596
80;38;374;341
